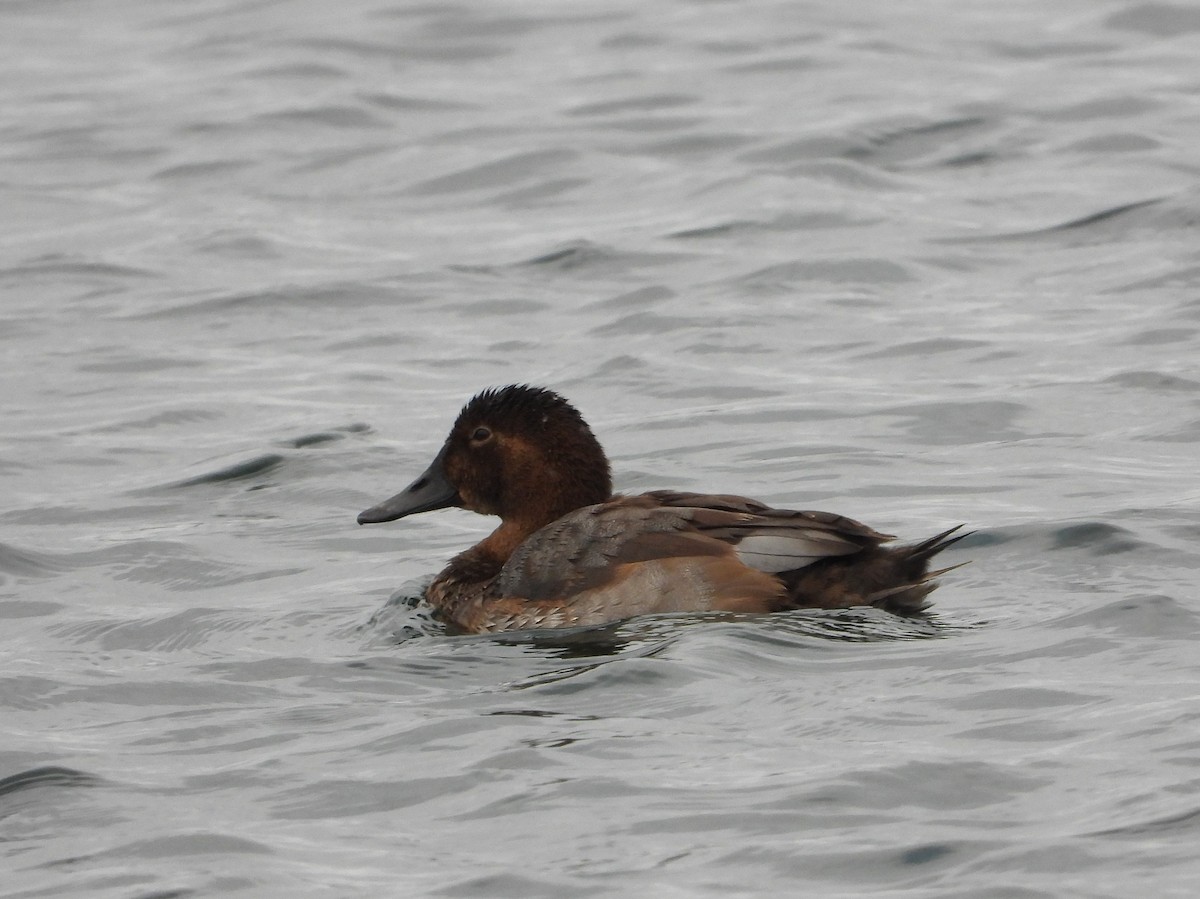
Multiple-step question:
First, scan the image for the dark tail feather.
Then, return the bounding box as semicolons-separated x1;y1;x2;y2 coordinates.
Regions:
868;525;973;615
906;525;973;563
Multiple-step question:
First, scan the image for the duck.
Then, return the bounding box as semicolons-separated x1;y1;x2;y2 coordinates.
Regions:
357;385;969;633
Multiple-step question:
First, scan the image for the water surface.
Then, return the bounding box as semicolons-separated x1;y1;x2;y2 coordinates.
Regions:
3;1;1200;896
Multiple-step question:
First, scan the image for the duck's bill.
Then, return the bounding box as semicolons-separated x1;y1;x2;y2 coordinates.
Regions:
357;453;459;524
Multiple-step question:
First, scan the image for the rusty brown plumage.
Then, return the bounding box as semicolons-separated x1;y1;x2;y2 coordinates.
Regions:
358;385;970;633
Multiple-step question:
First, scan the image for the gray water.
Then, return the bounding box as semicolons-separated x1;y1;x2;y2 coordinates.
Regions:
4;1;1200;896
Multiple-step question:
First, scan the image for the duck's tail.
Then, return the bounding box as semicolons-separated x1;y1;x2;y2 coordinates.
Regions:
867;525;973;615
782;524;972;616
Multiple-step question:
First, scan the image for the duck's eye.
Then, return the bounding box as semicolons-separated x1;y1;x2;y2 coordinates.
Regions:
470;427;492;444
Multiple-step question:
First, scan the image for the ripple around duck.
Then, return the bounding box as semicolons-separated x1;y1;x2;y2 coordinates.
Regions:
0;541;68;578
1105;371;1200;392
48;607;268;652
364;599;957;672
880;400;1029;445
74;355;205;374
1049;521;1145;553
405;149;579;196
359;583;440;644
0;255;157;282
111;831;273;859
1120;328;1198;346
357;91;479;113
281;429;355;449
735;257;915;286
589;310;711;337
1087;804;1200;839
669;210;879;239
32;537;305;593
1047;594;1200;640
566;93;697;117
0;765;104;798
845;115;999;169
126;282;406;320
256;104;386;130
1105;3;1200;35
981;519;1168;563
955;194;1197;245
1105;262;1200;295
513;239;691;272
167;454;286;488
854;337;992;359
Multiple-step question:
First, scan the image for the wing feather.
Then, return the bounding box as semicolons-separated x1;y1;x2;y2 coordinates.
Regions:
730;531;862;572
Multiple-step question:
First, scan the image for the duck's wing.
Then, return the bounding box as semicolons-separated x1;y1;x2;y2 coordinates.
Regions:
498;492;890;603
644;490;893;573
497;495;720;603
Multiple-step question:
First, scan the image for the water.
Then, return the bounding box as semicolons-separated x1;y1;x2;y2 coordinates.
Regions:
3;0;1200;895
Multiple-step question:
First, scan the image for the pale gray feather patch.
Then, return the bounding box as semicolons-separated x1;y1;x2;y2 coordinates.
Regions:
733;531;862;573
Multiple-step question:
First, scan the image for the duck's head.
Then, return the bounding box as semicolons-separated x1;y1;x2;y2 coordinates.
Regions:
357;385;613;528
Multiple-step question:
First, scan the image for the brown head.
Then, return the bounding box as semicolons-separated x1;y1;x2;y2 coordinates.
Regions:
357;385;613;532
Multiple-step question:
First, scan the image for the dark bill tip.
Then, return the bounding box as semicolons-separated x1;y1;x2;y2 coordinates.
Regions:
357;453;458;525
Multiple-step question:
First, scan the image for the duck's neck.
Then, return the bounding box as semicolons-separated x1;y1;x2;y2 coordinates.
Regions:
440;518;539;587
426;520;527;625
527;460;611;528
429;498;607;628
477;519;536;568
435;461;612;594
